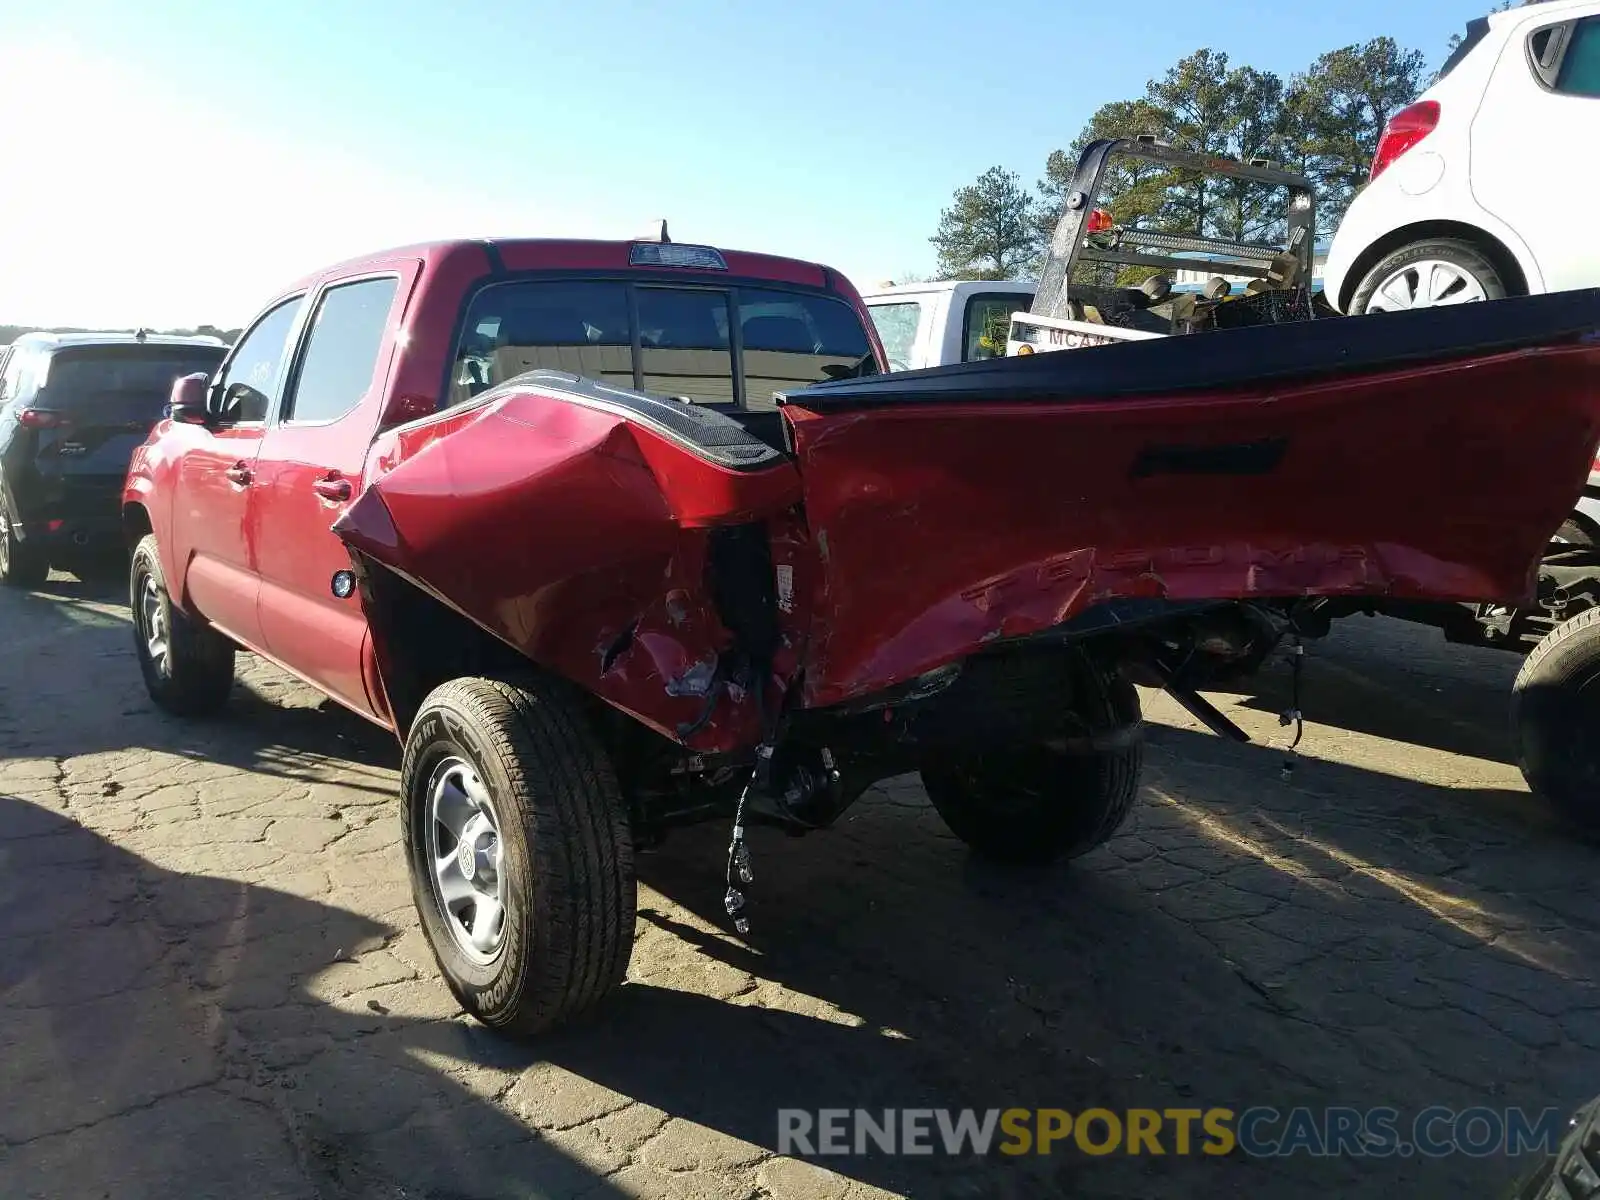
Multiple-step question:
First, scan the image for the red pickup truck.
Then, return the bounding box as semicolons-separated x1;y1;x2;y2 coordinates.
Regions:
124;233;1600;1036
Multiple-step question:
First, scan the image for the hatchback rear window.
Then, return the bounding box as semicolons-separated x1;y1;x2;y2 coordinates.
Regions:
449;279;875;411
39;345;227;410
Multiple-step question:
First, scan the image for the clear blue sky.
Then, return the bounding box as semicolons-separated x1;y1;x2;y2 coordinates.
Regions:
0;0;1487;327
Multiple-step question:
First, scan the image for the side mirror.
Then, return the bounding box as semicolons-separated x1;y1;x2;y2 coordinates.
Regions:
168;373;211;425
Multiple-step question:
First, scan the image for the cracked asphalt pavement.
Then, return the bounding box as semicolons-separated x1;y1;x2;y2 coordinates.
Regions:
1;571;1596;1199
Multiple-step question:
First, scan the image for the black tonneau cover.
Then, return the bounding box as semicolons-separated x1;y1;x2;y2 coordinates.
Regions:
781;290;1600;410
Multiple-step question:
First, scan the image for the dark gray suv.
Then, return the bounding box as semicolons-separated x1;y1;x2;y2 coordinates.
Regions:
0;331;227;586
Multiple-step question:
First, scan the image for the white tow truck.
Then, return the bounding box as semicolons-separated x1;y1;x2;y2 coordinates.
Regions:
861;279;1037;370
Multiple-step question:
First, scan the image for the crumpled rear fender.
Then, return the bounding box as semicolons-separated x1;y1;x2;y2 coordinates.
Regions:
336;387;803;751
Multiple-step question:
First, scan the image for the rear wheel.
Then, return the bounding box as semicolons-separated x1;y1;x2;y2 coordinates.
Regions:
1349;238;1508;315
129;534;235;716
401;674;636;1035
0;493;49;588
920;654;1143;865
1512;607;1600;836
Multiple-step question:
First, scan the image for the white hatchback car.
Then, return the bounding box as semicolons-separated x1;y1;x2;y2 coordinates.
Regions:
1323;0;1600;317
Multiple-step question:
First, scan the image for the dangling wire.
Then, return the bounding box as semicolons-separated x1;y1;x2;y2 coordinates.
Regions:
1279;636;1305;782
723;661;777;936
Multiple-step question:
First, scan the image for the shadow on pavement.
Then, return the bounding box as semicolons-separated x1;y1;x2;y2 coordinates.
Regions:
569;719;1599;1199
0;794;631;1200
5;578;1594;1199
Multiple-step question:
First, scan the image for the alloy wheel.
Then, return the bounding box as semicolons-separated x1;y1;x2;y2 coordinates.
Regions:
1367;260;1489;312
139;573;169;677
424;756;508;963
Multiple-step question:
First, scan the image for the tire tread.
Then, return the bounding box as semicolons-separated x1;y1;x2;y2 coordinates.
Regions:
401;674;634;1034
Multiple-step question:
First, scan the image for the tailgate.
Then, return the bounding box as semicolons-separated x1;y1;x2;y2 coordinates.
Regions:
779;295;1600;708
44;390;169;481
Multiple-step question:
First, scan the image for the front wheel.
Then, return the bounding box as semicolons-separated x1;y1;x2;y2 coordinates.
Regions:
1512;607;1600;836
129;534;235;715
920;656;1143;865
401;675;636;1035
1349;238;1508;315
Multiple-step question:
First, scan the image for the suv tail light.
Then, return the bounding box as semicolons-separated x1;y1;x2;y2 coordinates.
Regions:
1086;208;1114;233
18;409;71;430
1370;101;1440;181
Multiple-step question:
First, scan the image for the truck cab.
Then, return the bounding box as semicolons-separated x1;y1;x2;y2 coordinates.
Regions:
861;279;1036;371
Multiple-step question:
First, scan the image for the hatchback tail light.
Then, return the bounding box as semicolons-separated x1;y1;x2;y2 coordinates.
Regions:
1370;101;1441;181
18;409;70;430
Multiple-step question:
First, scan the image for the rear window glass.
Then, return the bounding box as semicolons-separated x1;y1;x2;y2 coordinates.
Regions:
638;287;735;405
40;345;226;407
736;286;873;409
449;279;875;411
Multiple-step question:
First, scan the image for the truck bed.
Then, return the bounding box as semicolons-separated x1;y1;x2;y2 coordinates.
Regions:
787;288;1600;407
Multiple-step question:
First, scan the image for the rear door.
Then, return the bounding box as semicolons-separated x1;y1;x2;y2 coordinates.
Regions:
172;297;305;647
252;267;411;719
1471;8;1600;293
29;343;227;524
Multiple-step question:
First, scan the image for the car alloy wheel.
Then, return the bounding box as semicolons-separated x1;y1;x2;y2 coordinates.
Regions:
424;755;508;963
138;572;170;678
1365;259;1489;312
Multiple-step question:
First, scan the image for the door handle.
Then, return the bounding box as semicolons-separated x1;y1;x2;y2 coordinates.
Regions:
312;476;352;503
225;462;252;487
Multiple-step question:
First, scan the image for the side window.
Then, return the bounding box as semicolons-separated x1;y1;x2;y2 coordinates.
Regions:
449;281;631;408
216;298;305;424
637;287;735;405
963;294;1034;362
1557;18;1600;97
282;277;399;424
867;301;923;371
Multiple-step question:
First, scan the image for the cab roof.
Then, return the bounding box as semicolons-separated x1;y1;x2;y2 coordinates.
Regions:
282;237;851;298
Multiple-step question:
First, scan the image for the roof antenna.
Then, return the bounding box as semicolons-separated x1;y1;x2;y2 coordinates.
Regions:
640;219;670;243
133;327;150;342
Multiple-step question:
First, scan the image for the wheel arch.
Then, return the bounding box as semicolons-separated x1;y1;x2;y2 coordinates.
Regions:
1338;220;1531;312
121;500;153;547
353;555;544;739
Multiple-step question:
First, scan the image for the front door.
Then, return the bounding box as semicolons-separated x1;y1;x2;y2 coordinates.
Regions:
1470;8;1600;294
252;271;408;720
173;296;305;648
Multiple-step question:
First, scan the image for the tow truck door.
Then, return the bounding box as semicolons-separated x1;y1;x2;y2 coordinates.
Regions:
250;265;415;721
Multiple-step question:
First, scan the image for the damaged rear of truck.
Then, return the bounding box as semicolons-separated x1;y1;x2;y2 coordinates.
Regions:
330;289;1600;1035
126;233;1600;1037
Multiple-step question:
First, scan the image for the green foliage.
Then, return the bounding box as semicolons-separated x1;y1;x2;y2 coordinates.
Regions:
930;166;1039;281
1287;38;1428;226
